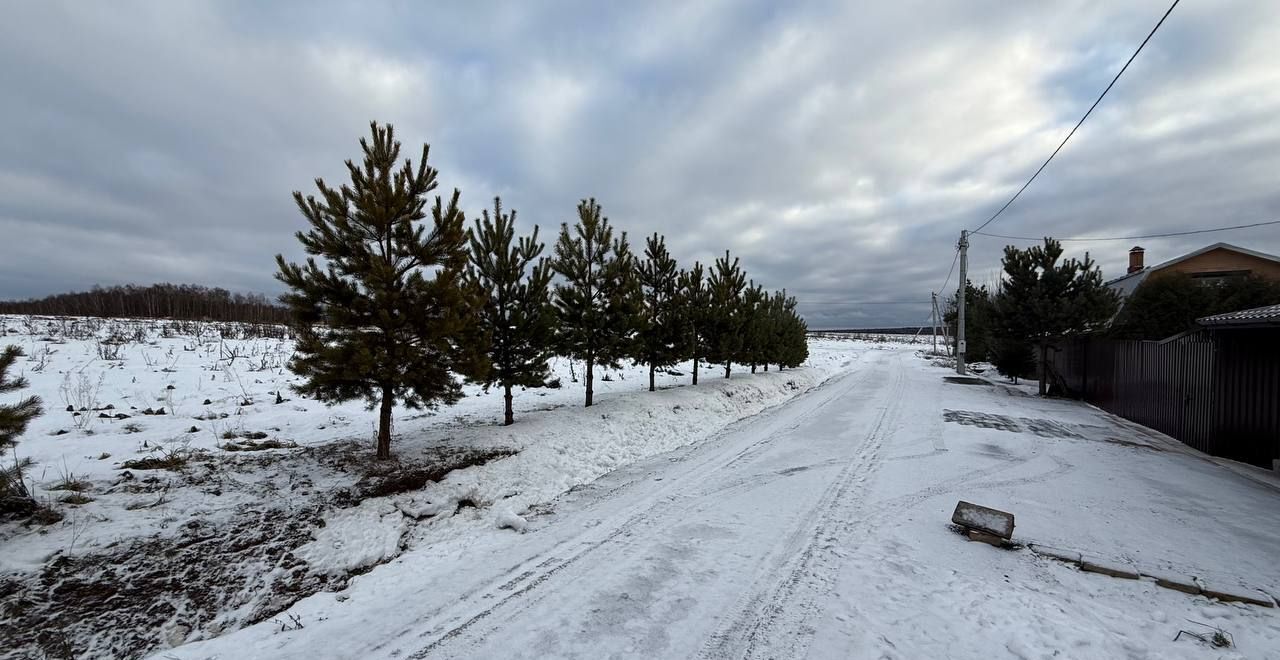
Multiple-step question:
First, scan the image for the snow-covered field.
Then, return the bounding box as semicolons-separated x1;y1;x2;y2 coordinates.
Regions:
156;343;1280;660
0;315;860;659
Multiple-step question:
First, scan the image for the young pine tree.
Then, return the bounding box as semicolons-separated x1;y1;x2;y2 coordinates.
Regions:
552;199;641;406
776;291;809;369
991;336;1035;384
1;346;42;513
634;233;683;392
740;282;768;373
466;197;556;425
785;308;810;367
992;239;1118;395
276;122;475;459
760;290;785;372
676;263;710;385
706;250;747;378
944;281;996;363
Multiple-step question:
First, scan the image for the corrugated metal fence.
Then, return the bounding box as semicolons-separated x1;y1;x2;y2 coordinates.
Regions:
1049;329;1279;467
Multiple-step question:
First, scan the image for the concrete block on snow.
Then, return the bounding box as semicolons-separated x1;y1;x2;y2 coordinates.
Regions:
1080;556;1139;580
952;501;1014;539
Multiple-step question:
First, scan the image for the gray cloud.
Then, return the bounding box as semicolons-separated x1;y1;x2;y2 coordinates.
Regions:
2;0;1278;328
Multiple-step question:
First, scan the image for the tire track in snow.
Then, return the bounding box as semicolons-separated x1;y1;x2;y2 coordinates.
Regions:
398;355;883;659
697;357;908;660
546;357;876;519
700;355;1081;660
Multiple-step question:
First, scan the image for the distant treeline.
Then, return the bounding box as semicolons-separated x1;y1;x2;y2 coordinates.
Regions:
0;283;289;324
811;327;926;334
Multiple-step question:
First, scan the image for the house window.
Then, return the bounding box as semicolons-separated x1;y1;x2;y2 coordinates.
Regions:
1190;270;1250;286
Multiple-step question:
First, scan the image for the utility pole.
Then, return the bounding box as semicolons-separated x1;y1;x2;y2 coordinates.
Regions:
931;292;938;355
956;230;969;375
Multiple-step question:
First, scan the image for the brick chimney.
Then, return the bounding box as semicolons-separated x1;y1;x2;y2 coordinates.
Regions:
1127;246;1145;274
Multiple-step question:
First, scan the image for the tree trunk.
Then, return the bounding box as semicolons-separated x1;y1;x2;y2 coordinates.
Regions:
724;362;731;379
377;384;394;460
692;357;699;385
585;354;594;407
503;383;514;426
649;364;656;392
751;364;757;374
763;363;769;372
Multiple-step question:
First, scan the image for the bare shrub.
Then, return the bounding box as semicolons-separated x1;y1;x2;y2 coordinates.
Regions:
27;345;53;372
59;370;103;431
221;438;297;452
48;471;91;493
119;446;194;471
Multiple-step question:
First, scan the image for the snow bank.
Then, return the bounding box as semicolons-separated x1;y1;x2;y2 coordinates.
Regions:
394;358;851;538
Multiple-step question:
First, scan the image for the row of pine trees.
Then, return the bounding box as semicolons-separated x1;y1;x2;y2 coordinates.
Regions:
277;123;808;459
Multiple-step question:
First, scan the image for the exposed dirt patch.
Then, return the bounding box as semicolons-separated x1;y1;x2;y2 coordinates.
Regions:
0;495;38;518
0;441;520;659
348;447;517;502
0;507;329;659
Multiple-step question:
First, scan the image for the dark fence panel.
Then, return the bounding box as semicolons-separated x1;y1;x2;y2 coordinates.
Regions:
1211;329;1280;467
1050;330;1277;467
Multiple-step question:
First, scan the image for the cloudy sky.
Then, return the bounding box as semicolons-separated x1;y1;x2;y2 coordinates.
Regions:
2;0;1279;328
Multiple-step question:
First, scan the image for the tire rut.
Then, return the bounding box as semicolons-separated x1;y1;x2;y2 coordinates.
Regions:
400;358;882;659
697;359;908;660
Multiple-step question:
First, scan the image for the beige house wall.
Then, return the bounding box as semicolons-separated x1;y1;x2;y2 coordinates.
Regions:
1153;248;1280;280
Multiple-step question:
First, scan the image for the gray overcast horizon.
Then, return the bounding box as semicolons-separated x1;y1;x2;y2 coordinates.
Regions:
2;1;1279;329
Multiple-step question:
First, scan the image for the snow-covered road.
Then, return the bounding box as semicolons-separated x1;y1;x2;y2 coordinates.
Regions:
393;346;908;660
168;345;1280;659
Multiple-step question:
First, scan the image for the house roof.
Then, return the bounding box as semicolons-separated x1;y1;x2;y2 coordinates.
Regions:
1106;269;1150;298
1105;242;1280;295
1199;303;1280;328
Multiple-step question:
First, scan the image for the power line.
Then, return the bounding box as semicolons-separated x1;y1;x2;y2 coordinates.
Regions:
973;218;1280;242
797;300;929;305
937;247;960;294
970;0;1180;235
